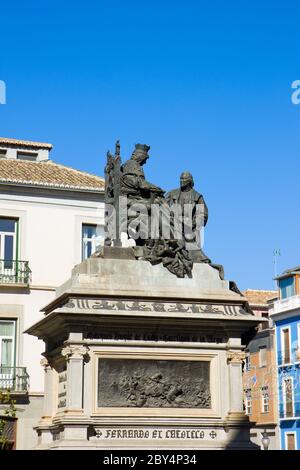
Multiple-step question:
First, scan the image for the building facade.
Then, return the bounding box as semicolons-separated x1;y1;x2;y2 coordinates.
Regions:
242;289;279;450
270;267;300;450
0;137;104;449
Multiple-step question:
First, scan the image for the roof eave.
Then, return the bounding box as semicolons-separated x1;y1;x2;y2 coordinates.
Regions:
0;138;53;150
0;180;104;193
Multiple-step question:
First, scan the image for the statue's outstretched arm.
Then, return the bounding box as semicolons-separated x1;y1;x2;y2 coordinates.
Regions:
139;178;165;195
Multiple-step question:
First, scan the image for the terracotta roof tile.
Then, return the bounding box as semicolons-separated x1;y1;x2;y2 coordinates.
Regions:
0;137;52;149
243;289;277;306
0;159;104;192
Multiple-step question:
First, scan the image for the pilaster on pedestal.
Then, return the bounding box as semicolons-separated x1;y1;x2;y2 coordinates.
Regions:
39;357;54;423
226;350;248;422
34;358;55;448
61;344;89;414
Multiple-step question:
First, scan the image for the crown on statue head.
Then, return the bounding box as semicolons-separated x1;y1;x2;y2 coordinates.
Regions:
135;143;150;153
131;143;151;160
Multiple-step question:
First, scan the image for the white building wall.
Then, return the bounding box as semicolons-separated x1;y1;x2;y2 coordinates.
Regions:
0;187;104;448
0;191;104;286
0;290;53;391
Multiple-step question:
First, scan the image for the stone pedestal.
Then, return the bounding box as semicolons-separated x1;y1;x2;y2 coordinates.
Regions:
27;250;261;449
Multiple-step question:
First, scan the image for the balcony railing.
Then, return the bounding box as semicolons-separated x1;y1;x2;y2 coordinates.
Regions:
278;348;300;366
0;367;29;393
280;402;300;419
0;260;31;285
272;295;300;315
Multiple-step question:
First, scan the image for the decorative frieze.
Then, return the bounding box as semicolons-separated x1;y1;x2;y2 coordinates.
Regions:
63;298;248;317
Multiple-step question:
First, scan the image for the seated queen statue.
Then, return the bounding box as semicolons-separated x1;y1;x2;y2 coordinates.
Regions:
104;142;221;279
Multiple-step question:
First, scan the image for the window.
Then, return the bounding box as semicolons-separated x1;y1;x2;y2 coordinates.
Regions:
82;224;104;261
0;320;16;367
285;432;296;450
279;276;295;299
297;324;300;362
281;328;291;364
244;354;250;372
0;218;18;273
259;346;267;367
0;149;6;158
17;151;38;161
245;389;252;415
261;386;269;413
283;377;294;418
260;312;269;330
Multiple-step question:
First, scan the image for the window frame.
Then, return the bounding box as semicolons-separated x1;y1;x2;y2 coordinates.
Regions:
0;217;19;262
279;276;295;300
16;151;38;161
244;354;250;372
244;389;252;415
285;431;297;450
259;346;267;368
81;223;103;261
281;326;292;365
261;386;269;413
297;323;300;361
283;376;294;418
0;319;17;368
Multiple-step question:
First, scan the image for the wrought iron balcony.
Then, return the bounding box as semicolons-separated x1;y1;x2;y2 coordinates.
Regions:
0;260;31;285
278;348;300;366
273;295;300;315
0;367;29;393
279;402;300;419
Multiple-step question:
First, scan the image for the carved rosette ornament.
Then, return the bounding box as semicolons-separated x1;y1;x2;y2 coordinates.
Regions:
40;357;50;369
61;345;89;360
226;351;246;365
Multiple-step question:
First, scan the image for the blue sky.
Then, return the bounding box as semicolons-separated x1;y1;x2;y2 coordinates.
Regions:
1;0;299;290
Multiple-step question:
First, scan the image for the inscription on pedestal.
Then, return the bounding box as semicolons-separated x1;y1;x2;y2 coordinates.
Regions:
86;329;226;343
94;427;218;441
98;359;211;408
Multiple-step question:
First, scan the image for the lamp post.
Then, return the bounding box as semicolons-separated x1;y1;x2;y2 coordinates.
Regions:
261;429;270;450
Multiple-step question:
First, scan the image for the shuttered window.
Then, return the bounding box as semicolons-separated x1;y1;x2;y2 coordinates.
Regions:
286;433;296;450
259;346;267;367
284;378;294;418
280;277;295;299
282;328;291;364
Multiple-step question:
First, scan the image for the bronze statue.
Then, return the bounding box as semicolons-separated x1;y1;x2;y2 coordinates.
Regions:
119;144;167;244
103;141;223;279
121;144;164;206
166;171;210;263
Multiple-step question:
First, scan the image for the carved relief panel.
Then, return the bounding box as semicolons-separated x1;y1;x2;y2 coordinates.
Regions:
97;358;211;409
